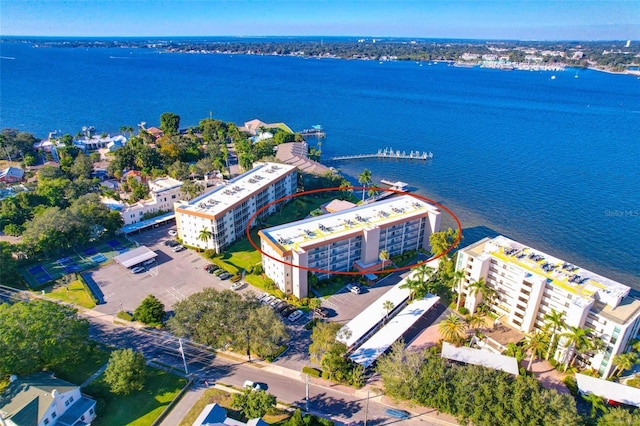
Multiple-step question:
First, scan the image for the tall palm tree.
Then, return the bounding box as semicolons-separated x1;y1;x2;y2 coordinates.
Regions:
379;249;390;268
582;393;607;418
560;326;594;371
612;352;638;377
543;309;566;360
465;313;485;335
382;300;395;322
308;298;322;321
467;278;494;313
451;269;466;311
197;227;213;247
524;331;548;371
504;342;526;363
414;264;435;285
358;169;372;201
399;276;420;301
438;313;467;344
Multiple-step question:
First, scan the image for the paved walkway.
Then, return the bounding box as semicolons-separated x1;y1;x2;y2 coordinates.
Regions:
80;362;108;388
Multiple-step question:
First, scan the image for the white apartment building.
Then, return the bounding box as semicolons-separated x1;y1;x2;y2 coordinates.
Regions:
457;236;640;378
102;176;183;225
175;162;297;253
259;195;441;299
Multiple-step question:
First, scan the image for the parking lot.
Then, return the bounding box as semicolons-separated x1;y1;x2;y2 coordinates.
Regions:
89;224;240;315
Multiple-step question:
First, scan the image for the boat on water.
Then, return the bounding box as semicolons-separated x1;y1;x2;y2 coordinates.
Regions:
551;75;557;80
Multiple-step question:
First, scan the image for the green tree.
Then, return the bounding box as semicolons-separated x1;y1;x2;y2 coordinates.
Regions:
450;269;465;311
612;352;638;377
543;308;566;360
582;392;607;418
465;313;485;334
597;407;640;425
429;228;461;257
438;313;466;344
230;388;276;419
504;342;526;363
357;168;372;201
159;112;181;135
69;152;94;179
134;295;165;326
399;276;421;301
309;321;346;364
382;300;395;322
467;278;495;313
197;227;213;247
0;300;89;376
560;326;596;371
524;331;548;371
309;298;322;320
104;349;147;395
378;249;390;268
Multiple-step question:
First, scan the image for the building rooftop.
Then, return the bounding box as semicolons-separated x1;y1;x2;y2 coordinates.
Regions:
441;342;520;375
261;195;439;255
476;236;630;308
175;162;296;219
149;176;183;192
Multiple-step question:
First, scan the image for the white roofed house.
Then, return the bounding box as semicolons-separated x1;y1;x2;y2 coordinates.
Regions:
0;372;97;426
455;236;640;378
102;176;183;226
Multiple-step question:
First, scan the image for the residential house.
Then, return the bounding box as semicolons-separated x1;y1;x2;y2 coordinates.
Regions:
0;372;97;426
193;403;269;426
0;167;25;183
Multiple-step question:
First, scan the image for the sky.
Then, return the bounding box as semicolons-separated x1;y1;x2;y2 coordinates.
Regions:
1;0;639;40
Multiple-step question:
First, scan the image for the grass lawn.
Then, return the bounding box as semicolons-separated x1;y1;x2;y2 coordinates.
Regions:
84;366;187;426
51;345;111;385
46;279;96;309
179;388;290;426
218;229;263;272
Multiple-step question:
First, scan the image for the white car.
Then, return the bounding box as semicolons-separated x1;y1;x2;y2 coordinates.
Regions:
131;266;145;274
168;230;177;236
243;380;265;391
172;244;185;252
347;283;361;294
142;258;156;266
231;281;246;291
287;310;304;322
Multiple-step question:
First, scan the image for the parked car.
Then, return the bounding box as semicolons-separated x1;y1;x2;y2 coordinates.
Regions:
164;240;179;247
168;230;177;236
204;264;219;273
213;268;225;276
172;244;185;252
218;272;231;280
287;310;304;322
385;408;410;419
243;380;265;391
231;281;246;291
269;298;282;308
142;258;156;266
314;307;330;318
131;266;145;274
262;295;275;305
281;306;297;318
347;283;361;294
275;301;289;312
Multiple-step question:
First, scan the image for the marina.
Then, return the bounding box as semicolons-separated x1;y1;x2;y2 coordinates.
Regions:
331;148;433;162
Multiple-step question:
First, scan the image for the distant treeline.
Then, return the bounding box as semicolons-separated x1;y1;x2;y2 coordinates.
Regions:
3;37;639;70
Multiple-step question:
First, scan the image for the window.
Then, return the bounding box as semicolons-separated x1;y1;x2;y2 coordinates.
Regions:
44;419;50;425
51;412;57;419
65;399;70;407
90;408;95;415
69;396;74;403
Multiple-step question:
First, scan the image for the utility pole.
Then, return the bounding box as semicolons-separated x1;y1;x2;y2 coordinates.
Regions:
305;373;310;413
179;338;189;375
364;390;370;426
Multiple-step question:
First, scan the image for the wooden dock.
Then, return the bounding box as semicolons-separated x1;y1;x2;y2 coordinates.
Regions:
331;148;433;161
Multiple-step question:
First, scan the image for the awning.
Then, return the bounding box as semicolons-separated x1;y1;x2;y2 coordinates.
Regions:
113;246;157;268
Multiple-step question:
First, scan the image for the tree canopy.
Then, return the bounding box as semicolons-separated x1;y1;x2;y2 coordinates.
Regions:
231;388;276;419
134;295;165;326
0;300;90;376
159;112;180;135
103;348;147;395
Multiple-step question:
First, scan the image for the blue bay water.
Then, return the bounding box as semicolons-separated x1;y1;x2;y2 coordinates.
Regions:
1;42;639;288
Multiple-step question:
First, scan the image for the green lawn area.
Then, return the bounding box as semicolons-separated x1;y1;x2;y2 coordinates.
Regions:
51;345;111;385
179;388;290;426
46;280;96;309
218;229;263;272
84;366;187;426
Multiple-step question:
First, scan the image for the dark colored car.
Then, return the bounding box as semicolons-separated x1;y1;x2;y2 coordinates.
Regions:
314;307;330;318
218;272;231;280
281;306;297;318
275;302;290;313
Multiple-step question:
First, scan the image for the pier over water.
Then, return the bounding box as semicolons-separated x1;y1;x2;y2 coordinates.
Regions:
331;147;433;161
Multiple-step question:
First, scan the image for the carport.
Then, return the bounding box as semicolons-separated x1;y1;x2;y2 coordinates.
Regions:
113;246;157;268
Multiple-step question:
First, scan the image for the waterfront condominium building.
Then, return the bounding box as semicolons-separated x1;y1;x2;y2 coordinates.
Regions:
259;195;441;299
174;162;297;253
456;235;640;378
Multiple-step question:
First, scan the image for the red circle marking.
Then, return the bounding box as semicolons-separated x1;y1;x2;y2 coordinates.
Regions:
246;186;462;275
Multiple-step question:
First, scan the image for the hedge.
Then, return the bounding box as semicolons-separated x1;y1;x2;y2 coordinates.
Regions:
302;366;322;378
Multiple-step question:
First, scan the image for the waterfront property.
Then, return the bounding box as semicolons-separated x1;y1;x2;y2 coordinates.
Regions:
175;162;297;253
259;195;441;298
456;235;640;378
102;176;183;226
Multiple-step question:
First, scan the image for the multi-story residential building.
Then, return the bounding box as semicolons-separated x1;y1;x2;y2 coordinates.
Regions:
102;176;183;225
175;162;297;253
259;195;441;299
456;235;640;378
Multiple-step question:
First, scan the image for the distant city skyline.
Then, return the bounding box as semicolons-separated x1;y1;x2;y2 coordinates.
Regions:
1;0;639;40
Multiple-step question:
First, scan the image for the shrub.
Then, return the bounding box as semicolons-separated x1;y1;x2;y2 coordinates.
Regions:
116;311;133;321
563;375;578;396
302;366;322;378
246;265;254;274
253;264;263;275
459;306;469;315
204;249;216;259
134;295;165;326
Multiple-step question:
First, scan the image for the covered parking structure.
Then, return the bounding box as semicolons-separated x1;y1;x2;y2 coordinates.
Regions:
113;246;157;269
576;373;640;407
441;342;520;375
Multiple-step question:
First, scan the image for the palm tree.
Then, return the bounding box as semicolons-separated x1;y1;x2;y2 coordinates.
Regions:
543;309;566;360
560;326;594;371
438;313;467;344
399;276;420;301
465;313;485;335
612;352;638;377
504;342;526;363
582;393;607;418
308;298;322;321
450;269;466;311
382;300;395;322
379;249;390;269
467;278;494;313
197;227;213;248
524;331;548;371
358;169;372;201
367;184;380;200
